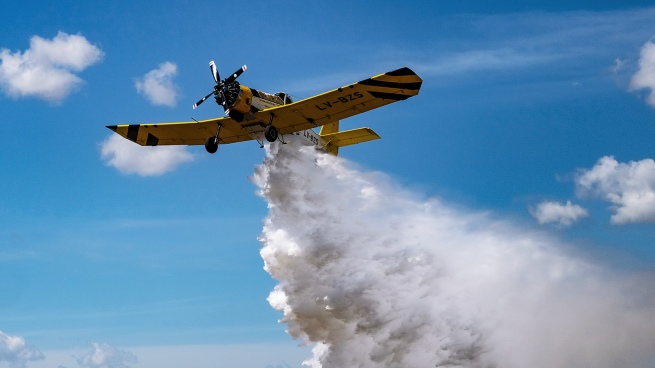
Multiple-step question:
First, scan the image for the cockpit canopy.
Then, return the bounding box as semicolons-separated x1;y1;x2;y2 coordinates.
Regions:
275;92;293;105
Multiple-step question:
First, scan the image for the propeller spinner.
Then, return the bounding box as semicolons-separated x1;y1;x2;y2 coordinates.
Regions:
193;61;247;110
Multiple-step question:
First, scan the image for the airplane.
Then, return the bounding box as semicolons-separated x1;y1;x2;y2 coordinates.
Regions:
106;61;422;156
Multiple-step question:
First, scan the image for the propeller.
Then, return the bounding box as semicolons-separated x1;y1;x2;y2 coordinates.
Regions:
224;65;246;85
193;61;247;110
192;90;215;109
210;60;219;83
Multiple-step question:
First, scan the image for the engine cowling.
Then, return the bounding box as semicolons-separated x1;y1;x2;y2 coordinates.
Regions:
224;83;253;114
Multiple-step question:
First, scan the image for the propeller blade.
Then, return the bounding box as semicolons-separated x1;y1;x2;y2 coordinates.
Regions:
209;60;219;83
193;91;215;109
224;65;247;85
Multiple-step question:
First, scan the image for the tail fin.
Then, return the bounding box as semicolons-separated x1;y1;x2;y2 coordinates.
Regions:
319;121;340;136
319;121;380;156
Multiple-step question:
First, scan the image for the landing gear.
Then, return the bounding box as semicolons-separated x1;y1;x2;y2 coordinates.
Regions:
205;136;218;154
264;125;278;143
205;123;222;154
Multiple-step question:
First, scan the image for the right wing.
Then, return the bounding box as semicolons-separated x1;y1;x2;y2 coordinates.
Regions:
253;67;423;135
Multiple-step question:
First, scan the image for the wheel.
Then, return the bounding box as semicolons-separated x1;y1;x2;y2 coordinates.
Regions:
264;125;278;143
204;136;218;154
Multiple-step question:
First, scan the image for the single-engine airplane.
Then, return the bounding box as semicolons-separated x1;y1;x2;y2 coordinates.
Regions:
107;61;422;155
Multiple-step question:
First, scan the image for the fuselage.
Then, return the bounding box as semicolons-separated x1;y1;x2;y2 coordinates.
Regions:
222;83;328;150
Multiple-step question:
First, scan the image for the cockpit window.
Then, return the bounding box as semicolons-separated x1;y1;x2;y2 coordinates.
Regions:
275;92;293;104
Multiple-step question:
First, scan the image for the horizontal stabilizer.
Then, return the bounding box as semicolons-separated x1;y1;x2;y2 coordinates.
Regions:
320;127;380;155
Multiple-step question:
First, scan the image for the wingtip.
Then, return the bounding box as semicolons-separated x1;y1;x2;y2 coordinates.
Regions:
106;125;117;131
387;67;416;77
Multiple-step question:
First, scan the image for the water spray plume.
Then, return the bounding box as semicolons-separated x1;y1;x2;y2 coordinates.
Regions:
254;136;655;368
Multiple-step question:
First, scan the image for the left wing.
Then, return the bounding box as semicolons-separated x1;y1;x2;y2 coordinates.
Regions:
106;116;253;146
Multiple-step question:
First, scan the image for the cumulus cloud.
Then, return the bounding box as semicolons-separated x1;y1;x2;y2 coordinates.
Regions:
530;200;588;226
0;331;44;368
135;62;179;107
629;40;655;108
0;31;103;103
576;156;655;224
75;343;137;368
100;134;194;176
255;138;655;368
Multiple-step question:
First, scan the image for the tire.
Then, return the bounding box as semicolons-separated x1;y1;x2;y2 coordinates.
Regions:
204;136;218;154
264;125;278;143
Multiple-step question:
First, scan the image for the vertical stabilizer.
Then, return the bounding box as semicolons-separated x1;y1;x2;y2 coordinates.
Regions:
319;121;340;136
320;121;341;155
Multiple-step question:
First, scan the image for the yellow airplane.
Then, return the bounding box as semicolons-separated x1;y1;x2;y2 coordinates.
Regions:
107;62;422;155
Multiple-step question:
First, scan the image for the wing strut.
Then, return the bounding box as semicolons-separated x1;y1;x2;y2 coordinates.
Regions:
214;122;222;140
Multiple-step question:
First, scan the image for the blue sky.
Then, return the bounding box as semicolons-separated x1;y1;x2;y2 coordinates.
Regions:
1;1;655;367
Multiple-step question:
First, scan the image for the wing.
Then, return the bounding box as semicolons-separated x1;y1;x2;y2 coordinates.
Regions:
106;67;422;146
106;116;254;146
257;66;422;134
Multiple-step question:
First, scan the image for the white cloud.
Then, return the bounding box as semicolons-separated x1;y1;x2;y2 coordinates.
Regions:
610;58;627;73
0;31;103;103
135;62;179;107
75;343;137;368
100;134;194;176
629;40;655;108
0;331;44;368
576;156;655;224
530;200;588;226
418;48;564;77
